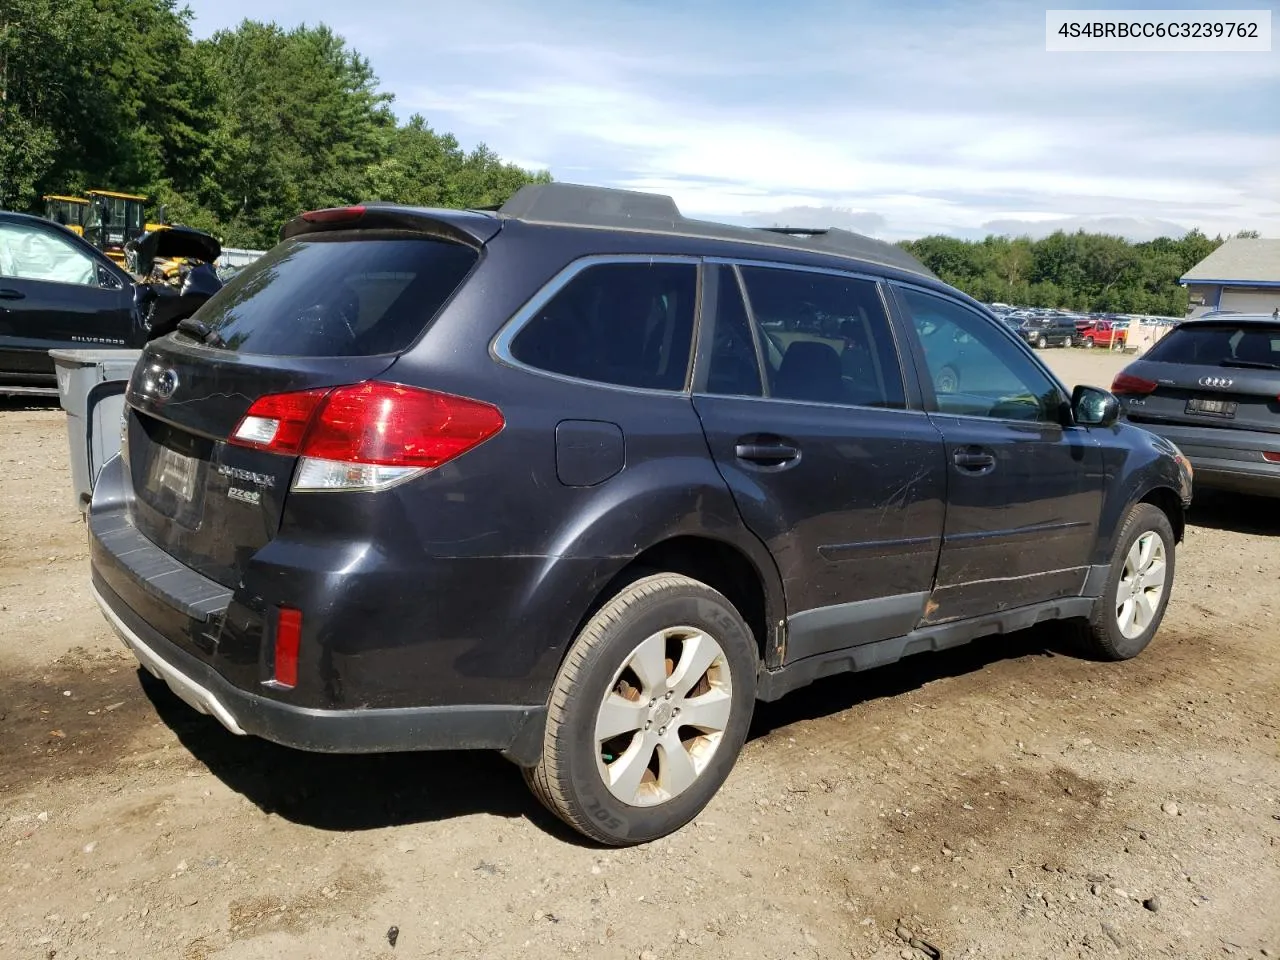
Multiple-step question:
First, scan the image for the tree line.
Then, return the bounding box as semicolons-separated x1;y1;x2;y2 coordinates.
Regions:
898;229;1261;316
1;0;1255;307
0;0;550;248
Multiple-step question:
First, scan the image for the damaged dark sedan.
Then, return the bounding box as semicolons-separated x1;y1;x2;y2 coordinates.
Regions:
0;211;221;396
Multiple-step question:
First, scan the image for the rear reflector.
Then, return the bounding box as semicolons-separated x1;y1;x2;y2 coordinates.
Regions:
1111;372;1158;395
228;381;505;491
274;606;302;688
1264;451;1280;464
301;205;366;224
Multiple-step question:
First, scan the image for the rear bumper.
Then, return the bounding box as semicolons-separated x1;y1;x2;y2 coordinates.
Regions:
1130;420;1280;497
91;573;547;763
85;452;567;763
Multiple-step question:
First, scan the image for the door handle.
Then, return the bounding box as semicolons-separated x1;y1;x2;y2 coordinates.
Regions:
952;448;996;473
735;441;800;465
0;288;25;301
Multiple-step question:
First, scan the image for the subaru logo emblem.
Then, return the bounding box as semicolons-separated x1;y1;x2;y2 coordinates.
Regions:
155;368;179;399
1198;376;1233;388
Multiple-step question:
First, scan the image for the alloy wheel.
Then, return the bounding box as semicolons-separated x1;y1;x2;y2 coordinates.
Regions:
594;626;733;806
1115;532;1168;639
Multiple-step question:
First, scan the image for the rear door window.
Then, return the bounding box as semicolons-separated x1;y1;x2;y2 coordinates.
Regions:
509;261;697;391
192;233;479;357
738;266;906;408
1145;322;1280;368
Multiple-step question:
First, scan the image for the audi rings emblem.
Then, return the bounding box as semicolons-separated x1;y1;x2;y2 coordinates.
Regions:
1198;376;1233;388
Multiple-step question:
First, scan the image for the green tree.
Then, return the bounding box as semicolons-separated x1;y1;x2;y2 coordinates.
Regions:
898;227;1231;315
92;0;219;194
4;6;549;245
1175;229;1218;274
0;0;103;207
366;115;551;210
196;21;397;246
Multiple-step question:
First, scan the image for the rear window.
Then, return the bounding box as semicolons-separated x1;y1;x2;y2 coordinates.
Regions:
1145;322;1280;368
509;261;697;391
192;233;478;357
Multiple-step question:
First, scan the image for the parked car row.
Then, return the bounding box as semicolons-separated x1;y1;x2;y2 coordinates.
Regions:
987;303;1183;351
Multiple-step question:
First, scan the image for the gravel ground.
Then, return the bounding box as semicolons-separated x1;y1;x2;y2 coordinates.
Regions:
1;348;1277;960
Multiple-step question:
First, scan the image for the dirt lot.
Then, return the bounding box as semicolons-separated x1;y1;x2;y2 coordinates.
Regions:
2;348;1278;960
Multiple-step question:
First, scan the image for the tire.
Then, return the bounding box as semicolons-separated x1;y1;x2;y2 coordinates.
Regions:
1084;338;1095;349
1079;503;1176;661
935;365;959;394
1037;335;1048;349
1063;336;1073;348
525;573;758;845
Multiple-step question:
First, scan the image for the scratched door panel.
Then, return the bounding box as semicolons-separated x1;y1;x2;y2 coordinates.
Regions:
922;414;1104;622
694;395;948;622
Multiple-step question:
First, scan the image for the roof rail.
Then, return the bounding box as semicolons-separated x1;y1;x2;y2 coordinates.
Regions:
758;226;827;237
497;183;934;278
499;183;681;225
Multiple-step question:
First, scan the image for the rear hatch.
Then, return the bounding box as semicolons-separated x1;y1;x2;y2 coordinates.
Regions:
122;208;495;588
1117;319;1280;435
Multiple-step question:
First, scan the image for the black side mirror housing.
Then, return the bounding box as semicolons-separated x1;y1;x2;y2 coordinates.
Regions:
1072;384;1120;427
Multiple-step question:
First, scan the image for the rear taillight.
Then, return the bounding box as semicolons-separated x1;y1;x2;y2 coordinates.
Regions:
229;381;504;492
1264;451;1280;464
1111;372;1158;395
300;205;365;224
230;388;330;454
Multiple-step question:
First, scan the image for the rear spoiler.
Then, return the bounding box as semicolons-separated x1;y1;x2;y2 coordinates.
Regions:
280;205;502;248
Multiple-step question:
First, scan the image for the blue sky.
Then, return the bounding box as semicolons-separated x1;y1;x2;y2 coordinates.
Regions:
182;0;1279;241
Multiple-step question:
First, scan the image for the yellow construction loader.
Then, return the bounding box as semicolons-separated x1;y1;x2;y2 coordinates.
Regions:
40;189;217;282
41;195;89;236
81;190;169;267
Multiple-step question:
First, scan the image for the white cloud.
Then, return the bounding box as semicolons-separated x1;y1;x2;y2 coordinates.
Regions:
980;216;1192;242
184;0;1280;239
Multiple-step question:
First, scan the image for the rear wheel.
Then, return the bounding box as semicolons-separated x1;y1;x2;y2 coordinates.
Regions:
525;574;757;845
1079;503;1175;660
1063;335;1073;348
1037;334;1048;349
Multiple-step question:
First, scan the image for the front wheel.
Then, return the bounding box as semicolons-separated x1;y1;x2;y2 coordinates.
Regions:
1037;334;1048;349
1084;338;1095;349
1063;335;1073;348
1080;503;1176;660
525;574;758;845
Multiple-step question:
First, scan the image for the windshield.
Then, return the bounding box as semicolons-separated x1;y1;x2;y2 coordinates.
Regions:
189;233;479;357
85;197;145;247
46;200;86;227
1145;322;1280;367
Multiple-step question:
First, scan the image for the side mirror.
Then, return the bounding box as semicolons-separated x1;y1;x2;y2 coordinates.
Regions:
98;267;123;290
1072;384;1120;427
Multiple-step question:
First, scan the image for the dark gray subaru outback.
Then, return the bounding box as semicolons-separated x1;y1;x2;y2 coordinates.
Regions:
89;184;1192;844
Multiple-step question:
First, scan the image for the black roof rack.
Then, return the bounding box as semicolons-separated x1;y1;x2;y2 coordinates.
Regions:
758;226;828;236
497;183;934;279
